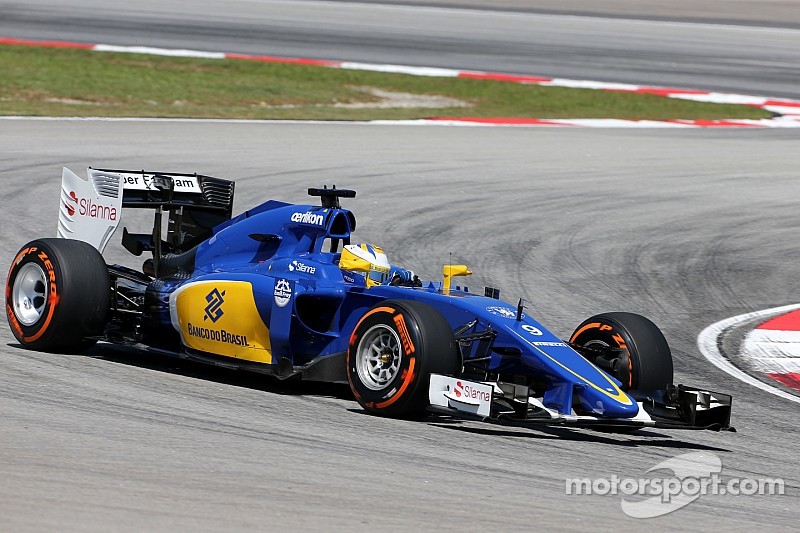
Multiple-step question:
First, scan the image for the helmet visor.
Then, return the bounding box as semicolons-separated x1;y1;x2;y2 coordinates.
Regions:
368;268;389;285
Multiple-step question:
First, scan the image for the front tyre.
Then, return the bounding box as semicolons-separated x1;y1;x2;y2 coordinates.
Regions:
6;238;110;352
569;312;673;391
347;300;459;417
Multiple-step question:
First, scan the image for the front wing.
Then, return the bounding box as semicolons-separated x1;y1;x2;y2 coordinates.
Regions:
428;375;734;432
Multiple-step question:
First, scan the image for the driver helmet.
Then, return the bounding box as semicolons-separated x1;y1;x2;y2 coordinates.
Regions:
340;244;390;287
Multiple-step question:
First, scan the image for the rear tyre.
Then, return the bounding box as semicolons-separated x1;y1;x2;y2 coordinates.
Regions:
569;312;673;391
6;238;110;352
347;300;459;417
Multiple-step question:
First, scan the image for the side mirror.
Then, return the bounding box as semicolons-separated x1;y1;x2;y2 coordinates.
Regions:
443;264;472;292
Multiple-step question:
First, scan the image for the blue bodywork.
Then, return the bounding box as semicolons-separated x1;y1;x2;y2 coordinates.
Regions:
148;199;639;419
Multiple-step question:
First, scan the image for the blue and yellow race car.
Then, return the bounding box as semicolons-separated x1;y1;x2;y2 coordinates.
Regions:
6;168;733;432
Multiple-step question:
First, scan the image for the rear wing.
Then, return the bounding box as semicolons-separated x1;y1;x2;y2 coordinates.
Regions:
57;167;234;253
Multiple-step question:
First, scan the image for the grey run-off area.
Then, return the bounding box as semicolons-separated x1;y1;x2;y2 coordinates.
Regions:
1;120;799;531
1;0;800;99
355;0;800;28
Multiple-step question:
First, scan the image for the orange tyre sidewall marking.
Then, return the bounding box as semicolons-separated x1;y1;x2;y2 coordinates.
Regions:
347;306;397;403
375;357;416;409
349;306;396;348
392;314;415;355
570;322;634;389
7;248;60;344
6;246;36;302
348;305;419;408
628;355;633;388
6;303;23;337
6;248;34;338
569;322;601;342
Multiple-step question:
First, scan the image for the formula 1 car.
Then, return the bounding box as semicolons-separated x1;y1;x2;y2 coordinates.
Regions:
6;168;733;432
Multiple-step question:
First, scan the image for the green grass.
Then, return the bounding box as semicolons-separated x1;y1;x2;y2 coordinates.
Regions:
0;45;771;121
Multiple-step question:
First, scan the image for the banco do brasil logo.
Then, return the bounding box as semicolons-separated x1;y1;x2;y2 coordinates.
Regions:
204;288;226;322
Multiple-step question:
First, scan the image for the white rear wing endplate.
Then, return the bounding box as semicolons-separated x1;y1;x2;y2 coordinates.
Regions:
57;167;124;253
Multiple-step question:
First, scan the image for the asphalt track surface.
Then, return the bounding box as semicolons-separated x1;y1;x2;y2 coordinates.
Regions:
353;0;800;29
2;121;799;531
2;1;800;531
1;1;800;99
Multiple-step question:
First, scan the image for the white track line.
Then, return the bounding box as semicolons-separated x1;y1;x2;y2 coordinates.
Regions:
92;45;226;59
697;303;800;404
3;116;800;129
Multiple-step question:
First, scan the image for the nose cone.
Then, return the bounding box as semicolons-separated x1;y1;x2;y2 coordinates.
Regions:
579;388;639;418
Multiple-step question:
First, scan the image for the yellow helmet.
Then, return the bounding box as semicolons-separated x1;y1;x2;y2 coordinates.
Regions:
340;244;390;287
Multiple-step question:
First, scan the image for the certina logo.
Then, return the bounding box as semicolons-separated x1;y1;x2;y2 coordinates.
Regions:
289;260;316;274
64;190;118;220
451;380;491;403
187;322;249;347
274;278;292;307
291;211;324;226
203;288;225;322
486;306;519;319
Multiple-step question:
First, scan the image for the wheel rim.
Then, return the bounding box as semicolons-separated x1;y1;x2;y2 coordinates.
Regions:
584;338;634;388
12;263;49;326
584;339;610;349
356;324;403;390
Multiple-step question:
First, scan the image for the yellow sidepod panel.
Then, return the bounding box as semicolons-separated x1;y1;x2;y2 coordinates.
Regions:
170;280;272;364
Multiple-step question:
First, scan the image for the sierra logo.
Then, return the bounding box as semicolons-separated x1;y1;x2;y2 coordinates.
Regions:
291;211;324;226
64;190;118;221
452;381;491;403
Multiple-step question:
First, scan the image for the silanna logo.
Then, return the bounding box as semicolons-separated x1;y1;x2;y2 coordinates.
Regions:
64;190;118;220
451;380;491;403
203;288;226;322
64;191;77;216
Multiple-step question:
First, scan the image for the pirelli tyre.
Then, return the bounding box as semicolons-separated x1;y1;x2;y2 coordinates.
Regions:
6;238;110;352
569;312;673;392
347;300;459;417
